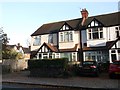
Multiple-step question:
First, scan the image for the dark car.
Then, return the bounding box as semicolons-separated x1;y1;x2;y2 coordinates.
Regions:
109;60;120;79
78;61;100;77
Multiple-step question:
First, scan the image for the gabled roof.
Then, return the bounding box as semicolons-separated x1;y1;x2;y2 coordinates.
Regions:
37;42;58;52
31;18;82;36
31;12;120;36
84;12;120;27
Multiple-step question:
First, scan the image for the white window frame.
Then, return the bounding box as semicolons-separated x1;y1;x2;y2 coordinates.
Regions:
115;26;120;38
87;27;103;40
60;31;73;42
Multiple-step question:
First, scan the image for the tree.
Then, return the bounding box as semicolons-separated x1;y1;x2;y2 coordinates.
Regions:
0;27;9;45
0;28;24;60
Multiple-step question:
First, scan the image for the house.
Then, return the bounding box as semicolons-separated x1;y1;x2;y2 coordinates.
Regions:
30;9;120;63
6;43;30;60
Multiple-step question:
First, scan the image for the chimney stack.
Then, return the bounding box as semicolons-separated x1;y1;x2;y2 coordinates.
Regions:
81;8;88;26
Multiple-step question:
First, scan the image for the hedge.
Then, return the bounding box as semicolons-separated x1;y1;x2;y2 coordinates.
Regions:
28;58;68;77
28;58;68;69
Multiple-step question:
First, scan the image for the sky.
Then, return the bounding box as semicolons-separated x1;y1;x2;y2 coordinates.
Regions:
0;1;119;47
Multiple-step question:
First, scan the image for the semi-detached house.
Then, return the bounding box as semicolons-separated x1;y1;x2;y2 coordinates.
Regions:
31;9;120;63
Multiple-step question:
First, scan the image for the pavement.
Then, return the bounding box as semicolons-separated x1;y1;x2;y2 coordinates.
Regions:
2;70;120;90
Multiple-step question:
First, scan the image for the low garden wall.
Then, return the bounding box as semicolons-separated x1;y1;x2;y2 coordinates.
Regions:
2;59;28;73
28;58;68;77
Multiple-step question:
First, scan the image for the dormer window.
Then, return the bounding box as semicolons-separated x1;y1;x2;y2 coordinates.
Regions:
115;26;120;38
88;27;103;40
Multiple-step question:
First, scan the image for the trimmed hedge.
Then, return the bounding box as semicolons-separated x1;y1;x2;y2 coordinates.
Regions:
28;58;69;77
28;58;68;69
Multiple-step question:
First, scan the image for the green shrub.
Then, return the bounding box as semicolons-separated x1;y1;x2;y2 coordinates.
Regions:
28;58;68;69
28;58;68;77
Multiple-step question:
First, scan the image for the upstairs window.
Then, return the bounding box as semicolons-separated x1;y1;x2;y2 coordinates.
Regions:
48;34;53;43
60;31;73;42
33;36;41;46
88;27;103;40
115;26;120;38
60;33;64;42
64;32;69;42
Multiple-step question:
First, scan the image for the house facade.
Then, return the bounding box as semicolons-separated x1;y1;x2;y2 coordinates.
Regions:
31;10;120;63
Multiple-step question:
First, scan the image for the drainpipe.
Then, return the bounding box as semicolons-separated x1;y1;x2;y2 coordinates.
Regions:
79;8;88;65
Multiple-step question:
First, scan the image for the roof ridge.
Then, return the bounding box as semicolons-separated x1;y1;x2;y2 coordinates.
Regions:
89;11;120;18
42;11;119;25
43;18;81;25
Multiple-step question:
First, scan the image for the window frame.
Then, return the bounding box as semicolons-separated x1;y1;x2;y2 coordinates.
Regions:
115;26;120;38
87;27;103;40
33;36;41;46
60;31;73;42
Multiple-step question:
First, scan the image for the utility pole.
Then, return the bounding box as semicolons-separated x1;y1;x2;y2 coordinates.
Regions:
79;9;88;65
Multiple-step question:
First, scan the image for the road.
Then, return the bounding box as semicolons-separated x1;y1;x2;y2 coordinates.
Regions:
2;70;120;90
2;83;84;90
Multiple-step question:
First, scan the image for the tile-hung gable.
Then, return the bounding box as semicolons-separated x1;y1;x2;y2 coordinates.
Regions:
31;11;120;63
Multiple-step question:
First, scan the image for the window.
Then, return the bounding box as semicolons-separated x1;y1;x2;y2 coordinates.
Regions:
115;26;120;38
69;32;73;41
60;31;73;42
60;33;64;42
92;28;99;39
72;53;76;61
43;53;48;59
88;27;103;40
48;34;53;43
33;36;41;46
111;50;117;62
64;32;69;42
85;51;108;62
88;29;92;39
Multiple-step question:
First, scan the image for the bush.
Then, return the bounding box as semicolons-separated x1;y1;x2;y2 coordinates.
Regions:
28;58;68;69
28;58;68;77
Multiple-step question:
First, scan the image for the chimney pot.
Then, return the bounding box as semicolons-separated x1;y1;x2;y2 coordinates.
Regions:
81;8;88;19
81;8;89;26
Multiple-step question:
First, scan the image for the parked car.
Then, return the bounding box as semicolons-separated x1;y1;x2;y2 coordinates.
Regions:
78;61;100;77
109;60;120;79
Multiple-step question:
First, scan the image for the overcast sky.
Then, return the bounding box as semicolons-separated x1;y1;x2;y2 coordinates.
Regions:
0;1;119;47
